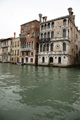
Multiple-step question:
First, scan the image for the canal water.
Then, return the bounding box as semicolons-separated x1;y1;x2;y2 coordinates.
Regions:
0;63;80;120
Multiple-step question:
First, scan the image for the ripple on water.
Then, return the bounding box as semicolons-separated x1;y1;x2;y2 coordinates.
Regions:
0;64;80;120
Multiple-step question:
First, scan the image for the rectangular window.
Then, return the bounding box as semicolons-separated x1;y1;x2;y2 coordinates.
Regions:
26;52;28;56
15;50;16;56
13;42;14;47
25;25;30;31
12;50;14;56
76;45;78;50
30;58;33;62
15;42;16;47
17;50;19;56
31;52;33;56
32;24;34;28
18;41;19;46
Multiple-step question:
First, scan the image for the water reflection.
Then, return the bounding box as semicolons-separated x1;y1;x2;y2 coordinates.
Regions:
0;63;80;120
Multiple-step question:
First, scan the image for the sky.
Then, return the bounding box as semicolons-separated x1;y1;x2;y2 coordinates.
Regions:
0;0;80;39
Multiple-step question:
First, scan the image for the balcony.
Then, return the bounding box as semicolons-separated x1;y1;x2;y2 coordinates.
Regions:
20;47;32;51
2;51;8;55
2;45;8;48
38;38;50;43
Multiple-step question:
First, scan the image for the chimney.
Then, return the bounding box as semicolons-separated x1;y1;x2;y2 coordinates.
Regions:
68;7;75;24
68;7;73;16
43;17;45;22
44;16;47;22
39;14;42;23
14;32;16;39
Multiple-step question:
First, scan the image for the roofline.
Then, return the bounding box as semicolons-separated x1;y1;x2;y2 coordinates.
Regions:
0;37;13;42
40;15;69;25
21;20;39;26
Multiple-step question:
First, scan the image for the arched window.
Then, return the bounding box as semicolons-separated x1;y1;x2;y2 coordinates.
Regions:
44;24;46;29
47;44;49;51
63;43;66;51
48;32;50;38
52;22;54;27
45;44;47;51
48;23;50;28
50;43;53;51
41;25;43;30
63;29;66;37
63;19;66;25
40;44;42;52
42;57;45;63
51;31;54;38
43;44;46;51
41;33;43;39
44;32;46;39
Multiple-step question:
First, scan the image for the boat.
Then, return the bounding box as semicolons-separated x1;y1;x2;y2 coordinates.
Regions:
17;62;24;66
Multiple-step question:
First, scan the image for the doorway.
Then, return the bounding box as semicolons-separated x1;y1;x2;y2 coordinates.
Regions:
58;57;61;64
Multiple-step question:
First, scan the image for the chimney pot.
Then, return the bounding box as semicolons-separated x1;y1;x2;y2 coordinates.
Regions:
68;7;73;16
39;14;42;23
14;32;16;39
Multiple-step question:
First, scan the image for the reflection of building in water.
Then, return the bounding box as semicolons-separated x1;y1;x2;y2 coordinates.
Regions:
20;20;40;65
38;8;80;67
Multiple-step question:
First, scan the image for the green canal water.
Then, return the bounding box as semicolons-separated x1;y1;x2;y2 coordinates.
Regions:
0;63;80;120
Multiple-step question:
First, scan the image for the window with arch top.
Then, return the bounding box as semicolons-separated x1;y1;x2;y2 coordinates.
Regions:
63;43;66;51
63;29;66;37
51;31;54;38
63;19;66;25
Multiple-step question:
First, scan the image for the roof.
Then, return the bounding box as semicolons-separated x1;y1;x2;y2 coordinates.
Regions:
21;20;39;26
0;37;14;42
40;15;69;25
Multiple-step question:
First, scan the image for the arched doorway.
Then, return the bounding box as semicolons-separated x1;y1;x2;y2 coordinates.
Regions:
49;57;53;63
42;57;45;63
58;57;61;64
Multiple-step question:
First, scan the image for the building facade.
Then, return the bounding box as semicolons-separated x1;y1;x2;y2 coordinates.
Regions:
38;8;80;67
0;38;13;62
0;40;2;62
20;20;39;65
11;36;20;64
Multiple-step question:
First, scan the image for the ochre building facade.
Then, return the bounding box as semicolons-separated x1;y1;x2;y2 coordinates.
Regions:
11;35;20;64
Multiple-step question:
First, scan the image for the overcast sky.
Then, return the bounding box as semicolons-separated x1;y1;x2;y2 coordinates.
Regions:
0;0;80;39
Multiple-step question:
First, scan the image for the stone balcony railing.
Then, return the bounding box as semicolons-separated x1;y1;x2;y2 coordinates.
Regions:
2;45;8;48
20;47;32;51
38;38;50;43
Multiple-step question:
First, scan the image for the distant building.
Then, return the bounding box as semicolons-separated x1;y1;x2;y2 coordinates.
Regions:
20;20;39;65
0;37;13;62
11;33;20;63
38;8;80;67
